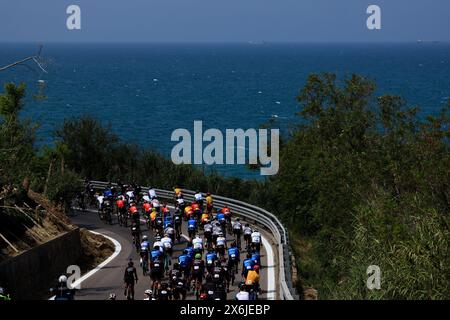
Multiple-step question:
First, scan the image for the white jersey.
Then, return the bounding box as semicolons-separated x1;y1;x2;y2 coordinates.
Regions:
152;199;160;208
165;227;175;235
96;195;104;206
233;221;242;231
142;195;151;202
212;225;221;236
192;237;203;249
153;241;164;252
148;189;157;199
251;232;261;243
176;198;185;205
161;237;172;249
203;224;212;233
244;227;252;235
126;191;135;199
236;291;250;300
194;193;203;201
216;236;226;247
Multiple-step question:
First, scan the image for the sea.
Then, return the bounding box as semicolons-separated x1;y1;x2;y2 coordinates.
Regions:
0;42;449;179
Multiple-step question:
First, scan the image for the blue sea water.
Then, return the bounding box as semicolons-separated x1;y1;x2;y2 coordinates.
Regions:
0;43;449;179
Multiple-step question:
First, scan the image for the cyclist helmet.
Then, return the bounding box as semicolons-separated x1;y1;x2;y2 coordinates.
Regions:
128;259;134;267
195;253;202;260
144;289;152;295
142;235;148;241
108;293;116;300
58;275;67;283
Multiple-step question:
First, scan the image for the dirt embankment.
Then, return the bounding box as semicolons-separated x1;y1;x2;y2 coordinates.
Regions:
1;185;114;299
78;229;114;273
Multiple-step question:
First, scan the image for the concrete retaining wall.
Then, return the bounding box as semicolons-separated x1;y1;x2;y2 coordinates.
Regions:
0;228;81;300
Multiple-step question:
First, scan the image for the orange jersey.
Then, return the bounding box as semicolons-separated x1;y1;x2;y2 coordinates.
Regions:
191;203;200;211
129;206;138;215
116;200;125;208
150;212;157;221
142;203;152;213
221;207;231;215
201;213;210;222
184;206;193;215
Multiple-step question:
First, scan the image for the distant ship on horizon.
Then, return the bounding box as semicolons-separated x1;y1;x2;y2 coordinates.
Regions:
248;40;267;45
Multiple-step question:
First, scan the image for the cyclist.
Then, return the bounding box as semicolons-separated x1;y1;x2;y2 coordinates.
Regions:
232;218;243;249
140;235;150;275
142;200;152;220
245;265;261;300
205;248;218;273
172;276;187;300
216;210;227;235
148;186;157;200
123;260;138;300
243;224;253;251
251;250;261;266
220;205;232;231
108;293;116;300
187;216;197;239
184;204;193;221
215;232;227;260
157;282;172;300
143;289;154;300
251;228;262;252
161;233;173;272
242;253;255;279
164;223;176;243
151;197;161;213
192;234;203;254
191;253;205;299
150;246;164;292
194;190;204;209
131;221;141;252
235;283;250;300
173;209;182;241
212;221;222;245
116;196;127;225
227;242;240;276
161;203;170;216
178;249;192;281
128;203;139;225
203;219;213;249
205;192;213;214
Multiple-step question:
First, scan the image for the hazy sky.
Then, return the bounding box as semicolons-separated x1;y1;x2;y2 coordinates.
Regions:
0;0;449;42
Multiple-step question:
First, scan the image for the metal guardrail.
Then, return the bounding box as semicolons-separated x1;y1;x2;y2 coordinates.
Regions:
89;180;299;300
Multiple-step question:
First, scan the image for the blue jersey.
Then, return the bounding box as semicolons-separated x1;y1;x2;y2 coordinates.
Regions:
251;252;261;264
140;241;150;252
150;249;162;261
206;252;217;265
217;213;225;221
243;258;254;270
228;247;239;260
185;247;194;258
103;189;113;198
178;254;191;267
188;219;197;229
164;217;172;228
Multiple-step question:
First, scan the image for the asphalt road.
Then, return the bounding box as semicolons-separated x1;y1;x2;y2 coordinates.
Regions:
69;208;269;300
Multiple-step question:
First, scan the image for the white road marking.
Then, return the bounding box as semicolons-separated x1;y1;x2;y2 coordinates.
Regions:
49;230;121;300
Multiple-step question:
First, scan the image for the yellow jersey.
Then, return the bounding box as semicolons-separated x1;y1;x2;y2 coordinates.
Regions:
206;196;213;205
245;270;260;285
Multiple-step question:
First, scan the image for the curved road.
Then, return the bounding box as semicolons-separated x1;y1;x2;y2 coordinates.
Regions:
69;208;270;300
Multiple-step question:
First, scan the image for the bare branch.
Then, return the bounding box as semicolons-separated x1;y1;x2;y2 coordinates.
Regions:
0;45;48;73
